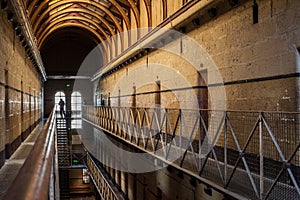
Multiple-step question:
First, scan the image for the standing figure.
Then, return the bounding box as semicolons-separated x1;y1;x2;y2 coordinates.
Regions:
59;98;65;118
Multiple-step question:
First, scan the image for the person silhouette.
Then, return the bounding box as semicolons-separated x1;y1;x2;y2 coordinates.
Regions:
58;98;66;118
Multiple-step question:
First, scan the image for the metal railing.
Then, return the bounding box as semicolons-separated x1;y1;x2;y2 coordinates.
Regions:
83;105;300;200
87;153;126;200
4;108;58;200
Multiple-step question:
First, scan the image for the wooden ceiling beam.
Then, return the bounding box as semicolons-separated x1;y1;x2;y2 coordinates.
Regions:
30;0;123;35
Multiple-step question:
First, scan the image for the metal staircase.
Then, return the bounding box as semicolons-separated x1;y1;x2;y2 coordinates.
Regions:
56;118;71;167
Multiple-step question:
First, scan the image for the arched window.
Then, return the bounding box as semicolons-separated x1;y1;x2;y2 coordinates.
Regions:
71;91;82;117
55;91;66;111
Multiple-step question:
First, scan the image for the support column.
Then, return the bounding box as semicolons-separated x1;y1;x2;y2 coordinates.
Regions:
4;69;9;159
197;70;208;142
0;69;5;166
118;89;121;107
154;81;161;106
121;171;128;197
127;173;137;200
108;92;111;107
20;80;24;141
132;86;136;108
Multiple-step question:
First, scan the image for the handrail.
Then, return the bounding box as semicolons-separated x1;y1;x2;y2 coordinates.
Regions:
87;153;126;200
4;108;57;200
90;105;300;114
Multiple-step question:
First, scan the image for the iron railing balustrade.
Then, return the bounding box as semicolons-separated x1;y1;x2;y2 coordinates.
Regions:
83;106;300;200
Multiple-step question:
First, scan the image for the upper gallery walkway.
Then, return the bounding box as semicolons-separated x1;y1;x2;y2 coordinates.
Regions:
82;106;300;200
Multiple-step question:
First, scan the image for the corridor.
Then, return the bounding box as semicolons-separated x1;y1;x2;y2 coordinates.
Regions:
0;0;300;199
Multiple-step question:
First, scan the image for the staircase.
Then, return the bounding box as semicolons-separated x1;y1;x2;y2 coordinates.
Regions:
56;118;70;167
59;169;70;199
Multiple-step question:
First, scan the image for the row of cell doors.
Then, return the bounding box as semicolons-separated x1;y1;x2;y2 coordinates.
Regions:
55;91;82;118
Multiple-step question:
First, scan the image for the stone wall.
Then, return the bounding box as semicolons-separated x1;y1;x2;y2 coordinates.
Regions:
121;167;225;200
96;0;300;112
0;8;42;167
95;0;300;159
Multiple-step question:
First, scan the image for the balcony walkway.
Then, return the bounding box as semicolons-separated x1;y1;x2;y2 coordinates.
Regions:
0;123;43;199
82;106;300;200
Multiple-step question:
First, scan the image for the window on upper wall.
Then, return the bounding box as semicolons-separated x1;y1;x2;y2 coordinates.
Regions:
55;91;66;112
71;91;82;118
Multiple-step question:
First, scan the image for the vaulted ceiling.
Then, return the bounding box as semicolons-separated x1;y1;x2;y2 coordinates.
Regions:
25;0;142;48
23;0;144;76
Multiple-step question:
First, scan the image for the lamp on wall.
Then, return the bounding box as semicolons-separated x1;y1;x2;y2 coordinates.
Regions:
22;40;27;47
167;165;173;173
159;39;164;46
177;171;184;179
253;0;258;24
228;0;239;6
204;186;212;196
192;18;201;27
178;27;186;33
1;0;8;10
19;35;24;42
16;28;22;36
189;178;197;187
13;22;18;29
7;12;13;21
208;8;217;18
145;48;150;54
168;32;175;40
26;50;31;56
27;53;32;60
150;43;156;49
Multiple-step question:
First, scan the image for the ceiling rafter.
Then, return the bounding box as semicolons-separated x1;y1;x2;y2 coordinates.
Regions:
114;0;130;7
109;0;130;29
141;0;151;27
162;0;167;19
29;0;123;38
126;0;140;27
110;0;140;27
25;0;30;7
37;11;120;51
28;0;42;15
35;7;116;38
103;6;124;22
25;0;149;55
37;15;110;43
